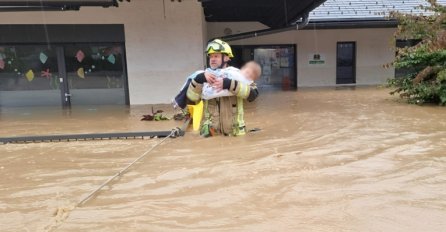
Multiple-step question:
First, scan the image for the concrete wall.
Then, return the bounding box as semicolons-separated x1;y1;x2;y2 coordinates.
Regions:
0;0;206;104
207;22;396;87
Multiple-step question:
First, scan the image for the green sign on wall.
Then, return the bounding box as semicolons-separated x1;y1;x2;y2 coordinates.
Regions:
309;53;325;65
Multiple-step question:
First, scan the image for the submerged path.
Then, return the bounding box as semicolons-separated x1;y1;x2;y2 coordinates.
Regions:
1;87;445;231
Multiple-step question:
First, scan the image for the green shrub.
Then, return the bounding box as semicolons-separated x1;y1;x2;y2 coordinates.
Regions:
388;0;446;105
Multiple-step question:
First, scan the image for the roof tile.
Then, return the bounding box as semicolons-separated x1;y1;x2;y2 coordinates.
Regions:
310;0;446;20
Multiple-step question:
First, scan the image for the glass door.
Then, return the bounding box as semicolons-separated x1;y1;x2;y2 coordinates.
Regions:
231;45;296;90
0;43;128;108
0;45;62;107
336;42;356;84
253;46;296;90
63;44;127;106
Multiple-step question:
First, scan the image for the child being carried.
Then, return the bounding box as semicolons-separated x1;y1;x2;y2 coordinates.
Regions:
173;61;261;109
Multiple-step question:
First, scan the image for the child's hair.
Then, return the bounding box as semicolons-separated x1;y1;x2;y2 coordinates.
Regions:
242;61;262;80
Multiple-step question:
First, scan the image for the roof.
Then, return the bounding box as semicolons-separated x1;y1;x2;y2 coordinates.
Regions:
219;0;446;41
310;0;446;21
200;0;326;28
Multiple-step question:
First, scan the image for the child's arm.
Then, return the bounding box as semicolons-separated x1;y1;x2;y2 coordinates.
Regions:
186;69;222;102
204;71;218;84
221;67;252;84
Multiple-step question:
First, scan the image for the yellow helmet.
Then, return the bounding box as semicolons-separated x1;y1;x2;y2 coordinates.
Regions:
206;39;234;58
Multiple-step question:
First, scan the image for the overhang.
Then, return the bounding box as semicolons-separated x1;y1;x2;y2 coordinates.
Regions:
200;0;327;28
219;19;398;41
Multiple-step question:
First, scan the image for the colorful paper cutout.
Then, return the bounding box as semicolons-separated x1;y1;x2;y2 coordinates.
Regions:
25;70;34;82
39;52;48;64
0;59;4;70
41;68;52;79
77;67;85;79
107;54;116;64
76;50;85;63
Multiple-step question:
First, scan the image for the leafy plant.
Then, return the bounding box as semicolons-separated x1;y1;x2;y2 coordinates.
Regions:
387;0;446;105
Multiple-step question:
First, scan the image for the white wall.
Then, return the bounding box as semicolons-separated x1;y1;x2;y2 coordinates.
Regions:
207;22;396;87
0;0;206;104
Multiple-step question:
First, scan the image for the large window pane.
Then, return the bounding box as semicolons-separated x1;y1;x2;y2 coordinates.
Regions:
64;44;126;105
0;46;60;107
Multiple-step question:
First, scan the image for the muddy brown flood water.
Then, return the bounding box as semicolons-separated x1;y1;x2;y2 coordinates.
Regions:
1;87;446;232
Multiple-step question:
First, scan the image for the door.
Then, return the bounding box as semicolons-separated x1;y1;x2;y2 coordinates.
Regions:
336;42;356;84
62;44;128;106
0;43;128;107
253;46;296;90
0;45;62;107
231;45;297;90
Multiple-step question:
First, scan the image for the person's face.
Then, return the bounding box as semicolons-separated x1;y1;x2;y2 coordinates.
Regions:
208;53;229;69
241;67;257;81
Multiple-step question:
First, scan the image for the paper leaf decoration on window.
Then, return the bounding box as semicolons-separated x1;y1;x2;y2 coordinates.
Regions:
25;70;35;82
0;59;4;70
41;68;52;79
77;67;85;79
107;54;116;64
76;50;85;63
113;46;122;55
39;52;48;64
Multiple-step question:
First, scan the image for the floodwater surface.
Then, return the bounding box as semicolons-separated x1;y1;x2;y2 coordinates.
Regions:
1;87;446;232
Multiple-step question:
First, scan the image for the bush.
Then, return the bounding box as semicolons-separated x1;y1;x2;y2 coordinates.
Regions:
387;0;446;105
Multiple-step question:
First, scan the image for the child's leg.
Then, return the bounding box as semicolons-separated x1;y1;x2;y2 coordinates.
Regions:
173;78;192;109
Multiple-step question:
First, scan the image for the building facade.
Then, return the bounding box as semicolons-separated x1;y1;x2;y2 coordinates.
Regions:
0;0;442;107
0;0;206;107
208;22;396;88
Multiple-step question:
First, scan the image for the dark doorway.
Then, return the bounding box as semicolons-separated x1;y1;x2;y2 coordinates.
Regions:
231;44;297;90
336;42;356;84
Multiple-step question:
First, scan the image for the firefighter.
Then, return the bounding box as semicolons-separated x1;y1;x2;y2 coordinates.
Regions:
186;39;259;136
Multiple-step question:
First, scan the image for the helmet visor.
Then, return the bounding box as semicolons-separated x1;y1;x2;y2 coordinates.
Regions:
206;42;224;53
